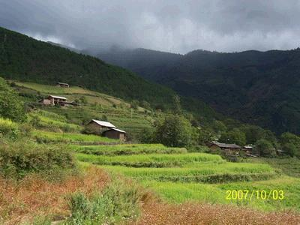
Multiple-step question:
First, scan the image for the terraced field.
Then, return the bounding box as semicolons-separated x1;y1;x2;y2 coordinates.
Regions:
73;142;300;211
15;81;155;138
33;130;118;144
71;144;187;155
14;81;300;212
76;153;225;168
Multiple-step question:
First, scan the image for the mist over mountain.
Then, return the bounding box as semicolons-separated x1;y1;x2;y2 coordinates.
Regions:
97;47;300;134
97;47;182;81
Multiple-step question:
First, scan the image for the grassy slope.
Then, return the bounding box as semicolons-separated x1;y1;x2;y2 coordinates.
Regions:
15;81;156;138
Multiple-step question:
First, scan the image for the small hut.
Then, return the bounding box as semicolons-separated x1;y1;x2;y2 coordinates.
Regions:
243;145;254;154
103;128;126;141
40;95;67;106
57;82;70;88
85;119;116;134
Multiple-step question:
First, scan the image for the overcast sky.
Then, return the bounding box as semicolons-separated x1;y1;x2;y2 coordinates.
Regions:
0;0;300;54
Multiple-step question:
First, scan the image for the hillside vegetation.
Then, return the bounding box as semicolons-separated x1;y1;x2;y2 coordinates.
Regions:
0;77;300;224
99;47;300;135
0;26;175;107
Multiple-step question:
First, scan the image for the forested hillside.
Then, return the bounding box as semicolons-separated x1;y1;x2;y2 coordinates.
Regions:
97;47;182;81
0;27;221;123
98;48;300;134
0;27;175;107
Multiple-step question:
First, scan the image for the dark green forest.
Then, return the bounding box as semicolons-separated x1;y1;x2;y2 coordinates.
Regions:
0;27;176;107
99;48;300;134
0;26;220;124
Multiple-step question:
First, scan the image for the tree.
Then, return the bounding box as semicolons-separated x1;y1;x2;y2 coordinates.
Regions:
138;128;155;143
172;95;182;114
0;77;26;122
241;125;277;145
280;132;300;157
155;115;193;147
241;125;266;144
197;128;213;145
212;120;227;134
254;139;276;157
219;128;246;146
282;143;297;157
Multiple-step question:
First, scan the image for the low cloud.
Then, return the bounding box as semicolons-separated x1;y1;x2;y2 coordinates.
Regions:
0;0;300;53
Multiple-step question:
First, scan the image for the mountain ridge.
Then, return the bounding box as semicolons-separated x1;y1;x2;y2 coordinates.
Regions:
97;47;300;134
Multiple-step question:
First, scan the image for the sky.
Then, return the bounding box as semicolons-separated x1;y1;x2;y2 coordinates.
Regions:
0;0;300;54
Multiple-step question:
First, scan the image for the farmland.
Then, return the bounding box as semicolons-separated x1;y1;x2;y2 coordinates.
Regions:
1;79;300;224
13;81;300;212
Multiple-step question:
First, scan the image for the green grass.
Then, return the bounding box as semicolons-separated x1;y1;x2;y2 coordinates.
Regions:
71;144;187;156
29;112;82;133
141;176;300;211
76;153;225;168
99;162;277;183
33;130;118;144
14;81;98;95
245;157;300;178
14;81;134;107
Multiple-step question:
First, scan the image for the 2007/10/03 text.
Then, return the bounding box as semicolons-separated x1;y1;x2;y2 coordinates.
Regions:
225;190;284;201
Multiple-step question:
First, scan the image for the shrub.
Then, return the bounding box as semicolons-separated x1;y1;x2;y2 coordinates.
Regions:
254;139;276;157
282;143;297;157
131;100;139;110
0;77;26;122
0;140;75;178
280;132;300;157
67;179;141;224
0;117;19;139
18;123;33;137
138;128;155;143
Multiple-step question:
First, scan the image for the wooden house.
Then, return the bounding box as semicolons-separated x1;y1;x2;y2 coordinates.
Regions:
103;128;126;141
57;82;70;88
85;119;116;134
243;145;254;154
40;95;67;106
209;141;241;155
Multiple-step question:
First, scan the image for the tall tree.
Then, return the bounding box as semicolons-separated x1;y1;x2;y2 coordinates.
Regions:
155;115;193;147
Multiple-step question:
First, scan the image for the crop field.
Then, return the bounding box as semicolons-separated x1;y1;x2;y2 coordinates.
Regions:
76;153;225;168
12;81;300;213
100;163;277;183
246;157;300;178
71;144;187;155
33;130;118;144
16;81;155;138
141;176;300;211
74;143;300;212
29;110;82;133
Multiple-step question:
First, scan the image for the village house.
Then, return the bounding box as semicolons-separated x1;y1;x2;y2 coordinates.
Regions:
209;141;241;155
243;145;254;154
103;128;126;141
56;82;70;88
40;95;67;106
85;119;116;135
85;119;126;141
